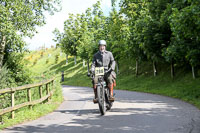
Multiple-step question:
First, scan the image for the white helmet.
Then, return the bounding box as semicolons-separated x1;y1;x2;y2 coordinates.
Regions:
98;40;106;46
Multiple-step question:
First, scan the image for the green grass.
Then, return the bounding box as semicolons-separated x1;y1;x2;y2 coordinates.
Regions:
115;60;200;109
116;71;200;107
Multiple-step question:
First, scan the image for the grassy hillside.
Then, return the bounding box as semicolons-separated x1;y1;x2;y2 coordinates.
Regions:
116;59;200;109
26;47;200;110
25;48;65;79
0;48;64;130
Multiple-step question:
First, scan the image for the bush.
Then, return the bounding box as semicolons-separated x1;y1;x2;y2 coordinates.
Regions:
0;65;15;110
0;65;15;89
4;52;33;86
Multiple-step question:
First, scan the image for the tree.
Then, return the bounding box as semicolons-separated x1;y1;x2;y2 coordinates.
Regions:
77;15;95;70
169;2;200;79
0;0;61;68
120;0;147;75
62;13;81;65
56;1;107;67
105;7;130;74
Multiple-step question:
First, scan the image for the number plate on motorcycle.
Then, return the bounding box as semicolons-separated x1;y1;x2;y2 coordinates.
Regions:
95;67;104;76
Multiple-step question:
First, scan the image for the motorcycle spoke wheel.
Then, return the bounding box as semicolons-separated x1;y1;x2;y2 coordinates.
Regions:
105;88;113;111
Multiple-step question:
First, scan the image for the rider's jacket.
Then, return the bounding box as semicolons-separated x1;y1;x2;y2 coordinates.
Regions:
91;50;116;72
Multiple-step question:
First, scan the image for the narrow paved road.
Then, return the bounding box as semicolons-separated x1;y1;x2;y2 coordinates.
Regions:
2;85;200;133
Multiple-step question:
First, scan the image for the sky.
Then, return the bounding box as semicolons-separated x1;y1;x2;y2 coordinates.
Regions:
25;0;112;50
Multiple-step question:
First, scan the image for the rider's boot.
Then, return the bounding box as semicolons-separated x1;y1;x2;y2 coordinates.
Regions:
108;83;115;102
93;85;98;103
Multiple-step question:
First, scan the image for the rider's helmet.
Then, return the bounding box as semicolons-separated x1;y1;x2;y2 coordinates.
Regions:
98;40;106;46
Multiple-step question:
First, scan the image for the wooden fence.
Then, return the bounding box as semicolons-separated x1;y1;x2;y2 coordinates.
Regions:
0;77;55;119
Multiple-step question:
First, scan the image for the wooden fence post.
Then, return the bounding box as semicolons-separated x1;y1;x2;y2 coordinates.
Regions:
27;88;32;110
39;85;43;99
11;92;15;119
50;80;54;98
46;83;50;102
52;80;54;89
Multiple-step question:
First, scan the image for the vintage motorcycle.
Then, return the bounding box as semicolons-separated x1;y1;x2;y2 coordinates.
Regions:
88;67;114;115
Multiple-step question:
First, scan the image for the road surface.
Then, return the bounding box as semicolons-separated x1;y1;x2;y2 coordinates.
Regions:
2;85;200;133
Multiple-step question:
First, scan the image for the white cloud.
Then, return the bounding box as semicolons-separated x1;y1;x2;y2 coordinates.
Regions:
26;0;112;50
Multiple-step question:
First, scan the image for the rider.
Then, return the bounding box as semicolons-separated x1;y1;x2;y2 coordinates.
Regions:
91;40;116;103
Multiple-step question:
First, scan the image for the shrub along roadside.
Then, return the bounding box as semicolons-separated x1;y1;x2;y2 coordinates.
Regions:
0;65;16;90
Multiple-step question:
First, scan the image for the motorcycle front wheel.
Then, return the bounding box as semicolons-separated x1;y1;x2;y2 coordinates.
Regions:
105;87;113;111
97;85;106;115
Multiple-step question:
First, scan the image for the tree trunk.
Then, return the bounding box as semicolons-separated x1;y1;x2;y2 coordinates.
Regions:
136;59;138;76
83;59;86;67
87;59;90;73
0;36;6;69
153;61;157;77
192;66;196;79
66;54;68;64
171;60;175;79
74;56;77;65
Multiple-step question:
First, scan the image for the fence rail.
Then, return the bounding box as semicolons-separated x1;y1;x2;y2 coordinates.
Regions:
0;77;55;119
